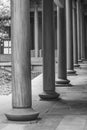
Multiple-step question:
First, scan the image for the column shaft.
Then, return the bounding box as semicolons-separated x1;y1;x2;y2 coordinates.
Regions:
83;15;86;59
77;0;82;62
73;0;79;67
5;0;39;121
65;0;76;74
34;5;39;57
81;12;85;60
56;6;70;85
39;0;59;100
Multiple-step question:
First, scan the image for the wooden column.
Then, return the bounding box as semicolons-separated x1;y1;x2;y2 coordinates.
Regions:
77;0;82;62
65;0;76;75
56;6;70;86
39;0;59;100
5;0;39;121
34;4;39;57
73;0;80;67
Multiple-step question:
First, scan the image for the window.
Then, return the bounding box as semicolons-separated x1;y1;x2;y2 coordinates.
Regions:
4;40;11;54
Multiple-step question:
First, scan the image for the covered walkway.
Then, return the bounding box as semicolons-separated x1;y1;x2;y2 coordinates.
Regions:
0;61;87;129
1;0;87;129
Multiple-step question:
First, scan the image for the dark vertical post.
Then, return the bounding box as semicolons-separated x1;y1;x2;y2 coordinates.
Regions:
56;5;70;86
39;0;59;100
73;0;80;67
65;0;76;75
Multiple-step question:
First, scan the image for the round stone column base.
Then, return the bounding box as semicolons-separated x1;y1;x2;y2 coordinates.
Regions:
5;108;39;121
56;78;70;85
81;58;85;63
67;70;77;75
39;91;59;100
83;59;87;61
78;59;82;63
74;64;80;67
81;58;85;61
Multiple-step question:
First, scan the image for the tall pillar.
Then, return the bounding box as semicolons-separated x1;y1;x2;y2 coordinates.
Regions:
5;0;39;121
83;16;86;59
73;0;80;67
34;4;39;57
85;17;87;58
39;0;59;100
81;10;85;60
65;0;76;75
56;6;70;86
77;0;82;62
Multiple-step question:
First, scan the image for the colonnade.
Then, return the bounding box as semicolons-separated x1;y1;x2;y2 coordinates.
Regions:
5;0;86;121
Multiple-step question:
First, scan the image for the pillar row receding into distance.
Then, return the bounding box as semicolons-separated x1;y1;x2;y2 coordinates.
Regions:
65;0;76;75
5;0;39;121
56;5;70;86
39;0;59;100
73;0;80;67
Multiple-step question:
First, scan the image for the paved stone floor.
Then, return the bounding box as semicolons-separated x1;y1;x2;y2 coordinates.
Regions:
0;61;87;129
